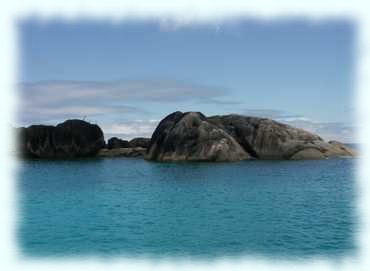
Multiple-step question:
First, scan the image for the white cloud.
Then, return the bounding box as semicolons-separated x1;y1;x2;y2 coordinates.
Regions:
102;119;159;140
18;78;229;125
20;79;228;104
17;85;357;143
281;119;357;143
242;108;357;143
242;109;303;120
101;110;357;143
158;18;191;32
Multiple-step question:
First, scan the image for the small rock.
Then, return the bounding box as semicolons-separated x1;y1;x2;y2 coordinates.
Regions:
107;137;130;149
97;147;147;158
129;137;151;148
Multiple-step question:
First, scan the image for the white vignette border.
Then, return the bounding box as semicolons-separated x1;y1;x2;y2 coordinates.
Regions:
1;1;370;270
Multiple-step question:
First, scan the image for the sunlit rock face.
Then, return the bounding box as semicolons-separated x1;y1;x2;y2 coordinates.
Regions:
146;111;251;162
207;114;355;160
147;111;356;162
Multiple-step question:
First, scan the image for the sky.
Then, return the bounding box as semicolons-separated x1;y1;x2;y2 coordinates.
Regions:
18;18;356;142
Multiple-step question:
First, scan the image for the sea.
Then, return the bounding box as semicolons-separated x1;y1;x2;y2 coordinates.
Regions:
18;156;357;259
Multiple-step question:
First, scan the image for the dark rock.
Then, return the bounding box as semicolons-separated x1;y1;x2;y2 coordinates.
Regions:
17;113;356;161
107;137;130;149
146;112;250;162
129;137;150;148
17;125;56;158
17;119;105;158
97;147;146;158
207;114;327;159
147;111;356;161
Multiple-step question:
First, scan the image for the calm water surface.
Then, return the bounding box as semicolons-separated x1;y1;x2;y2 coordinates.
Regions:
18;158;357;259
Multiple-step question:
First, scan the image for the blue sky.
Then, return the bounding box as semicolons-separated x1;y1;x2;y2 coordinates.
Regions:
18;18;356;142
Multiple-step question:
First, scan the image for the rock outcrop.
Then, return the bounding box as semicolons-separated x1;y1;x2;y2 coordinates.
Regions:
18;119;105;158
146;111;356;162
107;137;130;149
207;114;322;159
207;115;356;160
17;112;356;161
146;111;250;162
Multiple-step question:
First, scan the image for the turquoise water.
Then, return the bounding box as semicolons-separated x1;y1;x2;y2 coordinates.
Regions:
18;158;356;259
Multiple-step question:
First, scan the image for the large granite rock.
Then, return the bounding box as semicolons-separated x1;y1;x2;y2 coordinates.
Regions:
107;137;130;149
146;111;250;162
207;114;355;160
146;111;356;162
18;119;105;158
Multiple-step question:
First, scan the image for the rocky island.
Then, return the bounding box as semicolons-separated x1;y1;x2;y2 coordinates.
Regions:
17;111;356;161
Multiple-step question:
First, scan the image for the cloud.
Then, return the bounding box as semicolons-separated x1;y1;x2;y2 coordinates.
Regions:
18;78;230;125
102;119;159;140
197;98;242;106
242;109;307;121
103;116;356;144
20;79;228;104
18;82;357;143
157;19;243;36
281;119;357;143
158;18;192;32
242;108;357;143
158;18;220;32
102;109;357;143
18;104;143;124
